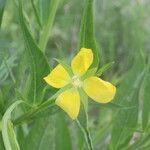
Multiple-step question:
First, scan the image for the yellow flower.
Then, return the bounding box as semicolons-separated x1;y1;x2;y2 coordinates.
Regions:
44;48;116;119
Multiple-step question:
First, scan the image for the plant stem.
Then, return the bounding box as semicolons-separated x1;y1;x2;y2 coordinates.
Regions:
76;119;94;150
13;99;55;126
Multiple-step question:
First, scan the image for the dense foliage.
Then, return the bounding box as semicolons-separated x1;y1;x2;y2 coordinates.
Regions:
0;0;150;149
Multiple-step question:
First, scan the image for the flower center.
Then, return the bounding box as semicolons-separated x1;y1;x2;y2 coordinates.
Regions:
72;75;82;88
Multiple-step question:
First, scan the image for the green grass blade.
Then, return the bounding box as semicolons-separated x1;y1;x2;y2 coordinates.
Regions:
0;0;6;28
1;101;22;150
78;0;99;68
18;1;50;104
142;63;150;130
31;0;42;28
39;0;60;51
0;90;4;114
0;132;5;150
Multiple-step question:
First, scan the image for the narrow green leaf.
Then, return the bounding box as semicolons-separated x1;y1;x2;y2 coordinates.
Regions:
18;1;50;104
2;101;22;150
78;0;99;68
0;89;4;114
0;118;5;150
55;113;72;150
0;132;5;150
31;0;42;28
0;0;6;28
97;61;114;76
13;98;55;126
36;0;53;25
142;63;150;130
24;115;55;150
39;0;60;51
23;113;71;150
110;54;145;149
99;102;136;110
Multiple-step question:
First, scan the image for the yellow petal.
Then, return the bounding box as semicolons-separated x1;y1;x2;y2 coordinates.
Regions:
44;64;70;88
83;76;116;103
55;89;80;119
71;48;93;76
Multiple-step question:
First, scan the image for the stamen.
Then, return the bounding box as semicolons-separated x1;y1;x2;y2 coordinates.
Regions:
72;76;82;88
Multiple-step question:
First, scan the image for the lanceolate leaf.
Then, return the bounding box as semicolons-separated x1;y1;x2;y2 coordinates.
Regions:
31;0;42;28
24;113;71;150
18;1;50;104
142;63;150;130
78;0;99;68
110;54;145;149
0;0;6;28
38;0;60;51
0;132;5;150
24;116;55;150
55;113;72;150
0;90;4;114
2;101;22;150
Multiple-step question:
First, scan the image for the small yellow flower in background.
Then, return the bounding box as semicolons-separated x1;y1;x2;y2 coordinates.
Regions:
44;48;116;119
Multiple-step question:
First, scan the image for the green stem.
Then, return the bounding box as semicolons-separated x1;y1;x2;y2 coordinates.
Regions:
13;99;55;126
76;119;94;150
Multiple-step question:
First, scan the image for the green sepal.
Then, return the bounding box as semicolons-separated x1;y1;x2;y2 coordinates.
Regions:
97;61;114;76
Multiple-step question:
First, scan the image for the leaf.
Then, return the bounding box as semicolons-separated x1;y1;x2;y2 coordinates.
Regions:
31;0;42;28
0;132;5;150
0;0;6;28
78;0;99;68
0;89;4;114
97;61;114;76
142;63;150;130
24;115;55;150
24;113;71;150
0;55;17;84
38;0;60;51
99;102;136;110
36;0;54;25
55;113;72;150
110;54;145;149
1;101;22;150
18;1;50;104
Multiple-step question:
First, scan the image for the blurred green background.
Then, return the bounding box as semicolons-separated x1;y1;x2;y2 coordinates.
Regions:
0;0;150;149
